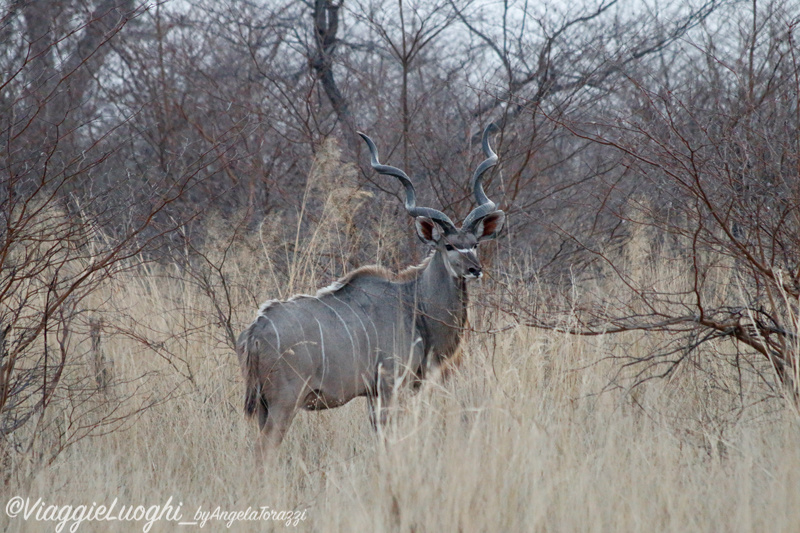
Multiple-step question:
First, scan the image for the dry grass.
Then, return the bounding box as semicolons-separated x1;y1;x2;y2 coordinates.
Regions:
2;175;798;532
2;250;798;532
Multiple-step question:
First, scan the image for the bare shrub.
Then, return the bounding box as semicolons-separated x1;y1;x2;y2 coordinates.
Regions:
0;0;234;472
526;1;800;409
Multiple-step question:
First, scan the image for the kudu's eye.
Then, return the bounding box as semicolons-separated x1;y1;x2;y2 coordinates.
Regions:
445;244;454;251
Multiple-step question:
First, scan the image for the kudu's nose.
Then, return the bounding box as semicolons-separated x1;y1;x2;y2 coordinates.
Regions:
468;266;482;278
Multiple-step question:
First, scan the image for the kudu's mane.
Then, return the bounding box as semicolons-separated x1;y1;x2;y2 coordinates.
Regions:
326;252;435;287
257;253;435;316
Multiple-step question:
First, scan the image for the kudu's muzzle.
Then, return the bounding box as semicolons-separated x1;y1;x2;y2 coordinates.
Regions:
462;251;483;279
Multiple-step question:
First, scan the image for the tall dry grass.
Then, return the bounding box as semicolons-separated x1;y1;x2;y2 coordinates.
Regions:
3;261;798;532
2;149;799;532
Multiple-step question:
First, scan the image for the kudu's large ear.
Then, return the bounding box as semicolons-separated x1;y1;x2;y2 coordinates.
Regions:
470;210;505;241
415;216;444;245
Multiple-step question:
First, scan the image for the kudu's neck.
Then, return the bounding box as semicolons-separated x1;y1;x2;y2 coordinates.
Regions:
418;250;466;298
415;250;468;326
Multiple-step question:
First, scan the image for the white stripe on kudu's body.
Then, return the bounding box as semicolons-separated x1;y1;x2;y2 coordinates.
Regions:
236;124;506;457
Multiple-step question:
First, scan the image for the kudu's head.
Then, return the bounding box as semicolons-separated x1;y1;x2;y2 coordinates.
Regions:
359;124;505;280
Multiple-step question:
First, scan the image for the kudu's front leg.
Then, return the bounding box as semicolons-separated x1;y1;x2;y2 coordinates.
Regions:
367;362;396;431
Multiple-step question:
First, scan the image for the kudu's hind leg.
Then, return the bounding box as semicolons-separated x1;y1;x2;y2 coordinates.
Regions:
254;396;297;467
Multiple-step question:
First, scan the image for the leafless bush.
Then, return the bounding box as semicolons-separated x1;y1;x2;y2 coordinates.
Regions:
523;1;800;408
0;0;237;469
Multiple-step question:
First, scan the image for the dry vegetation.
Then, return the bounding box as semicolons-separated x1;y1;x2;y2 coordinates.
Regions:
2;192;798;532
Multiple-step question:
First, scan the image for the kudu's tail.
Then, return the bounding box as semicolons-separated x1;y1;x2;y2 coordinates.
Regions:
238;331;261;418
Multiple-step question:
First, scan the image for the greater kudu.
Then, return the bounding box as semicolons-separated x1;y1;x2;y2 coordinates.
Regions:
237;124;505;452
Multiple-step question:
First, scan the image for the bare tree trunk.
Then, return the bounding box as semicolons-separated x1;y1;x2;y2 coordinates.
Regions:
312;0;357;150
